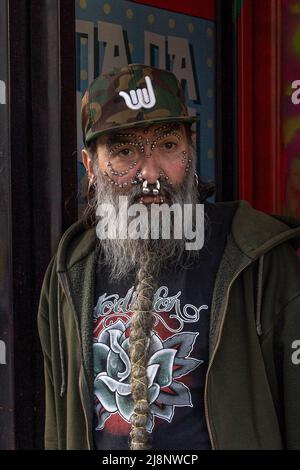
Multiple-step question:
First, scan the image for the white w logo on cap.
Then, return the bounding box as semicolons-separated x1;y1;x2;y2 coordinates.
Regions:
119;76;156;110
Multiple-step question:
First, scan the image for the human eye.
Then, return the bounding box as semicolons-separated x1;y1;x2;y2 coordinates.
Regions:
109;144;135;158
161;140;178;152
117;147;134;157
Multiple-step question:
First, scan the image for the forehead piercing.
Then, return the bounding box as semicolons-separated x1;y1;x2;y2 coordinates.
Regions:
154;124;168;134
154;123;182;138
116;133;136;138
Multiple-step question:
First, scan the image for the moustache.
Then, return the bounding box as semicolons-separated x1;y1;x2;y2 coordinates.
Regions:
116;181;176;205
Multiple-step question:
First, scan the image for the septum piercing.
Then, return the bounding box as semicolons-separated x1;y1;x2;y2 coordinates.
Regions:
142;179;160;196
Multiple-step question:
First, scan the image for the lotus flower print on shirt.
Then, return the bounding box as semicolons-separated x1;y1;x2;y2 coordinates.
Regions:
93;320;203;432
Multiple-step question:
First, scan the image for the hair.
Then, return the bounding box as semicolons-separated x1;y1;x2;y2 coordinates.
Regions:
84;122;215;450
128;250;157;450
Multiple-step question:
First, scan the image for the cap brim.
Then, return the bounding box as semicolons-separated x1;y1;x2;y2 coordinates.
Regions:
85;115;199;147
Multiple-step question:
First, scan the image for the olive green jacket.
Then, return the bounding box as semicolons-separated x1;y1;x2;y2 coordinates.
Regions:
37;200;300;449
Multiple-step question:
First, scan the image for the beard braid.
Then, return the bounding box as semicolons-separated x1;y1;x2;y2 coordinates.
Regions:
91;144;210;282
128;250;157;450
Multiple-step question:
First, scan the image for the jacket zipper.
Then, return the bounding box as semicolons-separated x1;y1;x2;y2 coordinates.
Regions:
79;368;92;450
58;272;92;450
204;262;252;449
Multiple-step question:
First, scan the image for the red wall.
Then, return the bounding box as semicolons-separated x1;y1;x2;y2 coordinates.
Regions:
131;0;215;20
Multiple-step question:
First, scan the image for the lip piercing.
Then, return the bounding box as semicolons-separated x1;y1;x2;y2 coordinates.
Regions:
139;196;164;204
142;179;160;195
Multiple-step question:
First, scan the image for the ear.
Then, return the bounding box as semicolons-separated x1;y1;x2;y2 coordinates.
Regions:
191;130;197;146
82;148;95;179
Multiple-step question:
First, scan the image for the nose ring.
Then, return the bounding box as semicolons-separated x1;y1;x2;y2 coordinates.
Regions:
142;179;160;196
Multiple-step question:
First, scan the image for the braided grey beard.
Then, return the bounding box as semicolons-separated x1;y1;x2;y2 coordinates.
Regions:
92;145;206;280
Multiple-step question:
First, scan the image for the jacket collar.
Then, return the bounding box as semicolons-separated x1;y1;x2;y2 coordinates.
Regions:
217;200;300;258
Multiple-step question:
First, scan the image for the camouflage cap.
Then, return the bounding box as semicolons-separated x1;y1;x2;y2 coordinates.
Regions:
81;63;198;147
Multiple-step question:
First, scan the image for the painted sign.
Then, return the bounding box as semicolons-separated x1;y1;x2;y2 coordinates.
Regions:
75;0;216;210
282;0;300;219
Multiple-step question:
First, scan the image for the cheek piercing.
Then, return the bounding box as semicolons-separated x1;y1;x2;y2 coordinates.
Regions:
105;160;137;177
159;170;173;186
185;157;192;173
180;150;187;164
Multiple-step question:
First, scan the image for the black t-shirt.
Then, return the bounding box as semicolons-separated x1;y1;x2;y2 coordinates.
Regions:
92;202;235;450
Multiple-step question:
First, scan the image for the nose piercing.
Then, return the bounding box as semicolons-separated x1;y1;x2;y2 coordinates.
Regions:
152;180;160;195
142;180;150;194
142;179;160;195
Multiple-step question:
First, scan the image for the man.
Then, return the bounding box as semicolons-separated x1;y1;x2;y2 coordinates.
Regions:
38;64;300;450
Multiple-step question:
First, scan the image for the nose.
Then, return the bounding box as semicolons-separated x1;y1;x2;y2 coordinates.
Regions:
140;155;160;183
